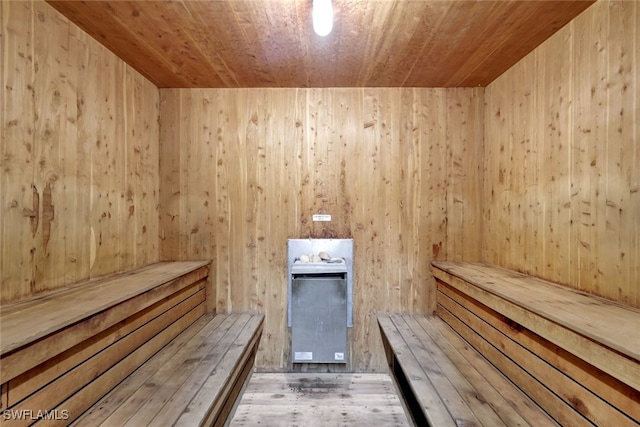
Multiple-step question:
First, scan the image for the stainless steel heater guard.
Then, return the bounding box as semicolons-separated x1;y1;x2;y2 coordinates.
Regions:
287;238;354;327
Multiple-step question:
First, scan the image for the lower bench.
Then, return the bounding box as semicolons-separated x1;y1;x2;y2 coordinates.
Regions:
75;313;264;426
378;313;556;427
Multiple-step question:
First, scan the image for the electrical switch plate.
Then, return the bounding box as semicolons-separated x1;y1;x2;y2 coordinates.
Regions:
312;214;331;222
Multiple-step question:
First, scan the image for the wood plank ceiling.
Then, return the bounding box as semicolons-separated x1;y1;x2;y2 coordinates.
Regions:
46;0;594;88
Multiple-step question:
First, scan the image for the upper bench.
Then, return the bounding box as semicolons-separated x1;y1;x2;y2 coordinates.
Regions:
431;261;640;393
0;260;211;384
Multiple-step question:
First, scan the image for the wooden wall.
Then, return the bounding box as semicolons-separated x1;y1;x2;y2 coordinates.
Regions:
483;0;639;307
1;1;160;304
159;88;483;371
13;0;635;375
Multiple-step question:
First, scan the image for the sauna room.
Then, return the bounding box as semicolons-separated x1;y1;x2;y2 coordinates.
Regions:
1;0;638;425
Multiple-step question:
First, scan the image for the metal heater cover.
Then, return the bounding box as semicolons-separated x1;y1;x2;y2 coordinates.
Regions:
287;239;354;327
291;276;347;363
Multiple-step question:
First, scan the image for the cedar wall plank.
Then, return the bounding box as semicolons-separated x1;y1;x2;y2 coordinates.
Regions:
1;1;37;305
483;0;639;307
159;88;484;371
1;0;160;304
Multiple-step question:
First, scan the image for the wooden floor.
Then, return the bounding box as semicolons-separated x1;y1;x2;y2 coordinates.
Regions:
228;373;411;426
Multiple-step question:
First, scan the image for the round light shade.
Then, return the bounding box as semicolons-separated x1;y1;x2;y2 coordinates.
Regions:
312;0;333;37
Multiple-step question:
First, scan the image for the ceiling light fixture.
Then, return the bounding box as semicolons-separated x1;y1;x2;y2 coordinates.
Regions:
312;0;333;37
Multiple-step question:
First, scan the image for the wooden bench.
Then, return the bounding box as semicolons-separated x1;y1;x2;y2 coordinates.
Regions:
431;261;640;426
378;313;556;426
0;262;264;427
75;312;263;426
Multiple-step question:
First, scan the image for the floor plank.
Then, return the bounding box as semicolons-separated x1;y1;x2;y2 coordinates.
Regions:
229;373;411;426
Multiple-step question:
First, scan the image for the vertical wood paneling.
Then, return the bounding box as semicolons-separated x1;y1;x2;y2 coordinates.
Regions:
483;0;639;308
446;89;484;262
2;1;38;301
603;0;637;305
32;0;71;289
262;89;303;367
159;89;188;282
398;89;419;318
159;87;483;372
1;0;160;304
214;90;233;311
132;70;160;266
419;89;448;315
617;1;639;306
537;26;573;285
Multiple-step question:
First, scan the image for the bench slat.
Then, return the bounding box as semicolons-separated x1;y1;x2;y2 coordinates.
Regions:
87;313;238;425
73;314;223;426
8;289;205;416
377;315;457;427
439;281;640;423
438;290;625;426
433;261;640;361
1;262;210;384
1;261;210;355
9;283;204;406
379;314;557;427
403;315;533;427
44;307;205;427
415;315;558;427
433;261;640;426
389;314;497;426
126;314;252;426
432;262;640;392
175;314;264;426
75;313;264;427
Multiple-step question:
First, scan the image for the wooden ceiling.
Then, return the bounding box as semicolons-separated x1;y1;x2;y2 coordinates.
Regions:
46;0;594;88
